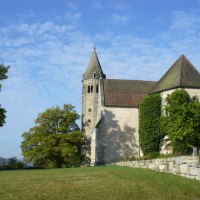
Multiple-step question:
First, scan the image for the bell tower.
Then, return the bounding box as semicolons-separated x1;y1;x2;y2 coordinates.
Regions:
82;48;106;137
82;48;106;163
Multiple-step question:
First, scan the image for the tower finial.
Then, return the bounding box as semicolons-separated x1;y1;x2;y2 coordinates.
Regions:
94;44;96;51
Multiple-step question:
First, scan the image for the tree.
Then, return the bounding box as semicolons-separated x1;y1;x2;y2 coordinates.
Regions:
139;94;163;156
0;64;9;127
0;157;27;170
161;89;200;154
7;157;26;169
21;104;83;168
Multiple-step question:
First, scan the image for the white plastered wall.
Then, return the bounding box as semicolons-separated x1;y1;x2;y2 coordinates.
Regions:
160;88;200;107
96;106;140;164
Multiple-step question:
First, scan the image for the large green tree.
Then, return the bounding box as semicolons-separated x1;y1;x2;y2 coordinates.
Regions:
21;104;83;168
0;64;9;127
161;89;200;154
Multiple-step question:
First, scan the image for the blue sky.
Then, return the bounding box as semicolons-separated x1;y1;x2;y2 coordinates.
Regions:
1;0;200;159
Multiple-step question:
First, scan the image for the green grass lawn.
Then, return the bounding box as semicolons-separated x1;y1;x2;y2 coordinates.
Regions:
0;166;200;200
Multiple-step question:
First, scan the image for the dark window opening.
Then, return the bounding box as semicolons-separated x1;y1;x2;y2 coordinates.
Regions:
88;119;91;123
93;72;98;78
96;85;99;93
88;85;93;93
91;85;93;93
88;108;91;112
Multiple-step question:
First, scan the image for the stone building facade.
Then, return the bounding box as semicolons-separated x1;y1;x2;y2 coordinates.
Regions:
82;49;200;165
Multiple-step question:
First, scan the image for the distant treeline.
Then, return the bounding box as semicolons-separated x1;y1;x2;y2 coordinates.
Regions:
0;157;27;170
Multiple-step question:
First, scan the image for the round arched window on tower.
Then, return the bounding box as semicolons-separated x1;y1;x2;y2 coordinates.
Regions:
88;85;93;93
96;84;99;93
93;72;98;78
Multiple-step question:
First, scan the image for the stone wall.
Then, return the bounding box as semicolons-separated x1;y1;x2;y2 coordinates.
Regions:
115;156;200;180
82;79;99;138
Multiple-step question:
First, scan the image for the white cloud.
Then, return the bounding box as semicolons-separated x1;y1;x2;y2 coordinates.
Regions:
170;11;200;32
91;1;132;11
91;1;104;10
64;12;82;23
66;2;79;11
108;2;132;11
0;17;90;154
111;13;131;25
158;10;200;65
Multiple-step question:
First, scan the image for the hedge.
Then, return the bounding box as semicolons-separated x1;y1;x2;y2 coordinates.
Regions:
139;94;163;156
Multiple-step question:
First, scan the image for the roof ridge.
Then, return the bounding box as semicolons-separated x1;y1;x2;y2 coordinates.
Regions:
179;55;184;86
151;58;179;93
105;78;156;83
104;91;148;94
151;55;200;93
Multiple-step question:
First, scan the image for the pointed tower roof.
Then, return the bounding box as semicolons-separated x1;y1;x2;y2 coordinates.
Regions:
151;55;200;93
83;48;106;80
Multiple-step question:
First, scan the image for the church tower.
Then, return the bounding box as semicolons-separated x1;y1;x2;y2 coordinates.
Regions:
82;48;106;162
82;48;106;137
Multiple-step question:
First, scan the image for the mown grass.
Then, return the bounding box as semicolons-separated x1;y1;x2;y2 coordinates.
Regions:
0;166;200;200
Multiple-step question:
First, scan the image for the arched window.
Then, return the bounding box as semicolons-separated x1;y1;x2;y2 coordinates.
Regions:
93;72;98;78
87;86;90;93
88;85;93;93
91;85;93;93
96;85;99;93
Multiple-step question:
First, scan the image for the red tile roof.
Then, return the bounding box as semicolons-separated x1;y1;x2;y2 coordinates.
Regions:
103;79;156;107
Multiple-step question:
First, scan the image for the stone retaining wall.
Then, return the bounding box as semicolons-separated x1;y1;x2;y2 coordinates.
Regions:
115;156;200;180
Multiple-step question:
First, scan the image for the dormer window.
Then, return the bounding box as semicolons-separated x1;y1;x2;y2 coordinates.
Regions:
88;85;93;93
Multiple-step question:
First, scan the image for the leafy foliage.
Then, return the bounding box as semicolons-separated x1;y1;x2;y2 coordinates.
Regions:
0;106;6;127
139;94;163;155
21;104;83;168
120;151;161;161
161;89;200;154
0;157;27;170
0;64;10;127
